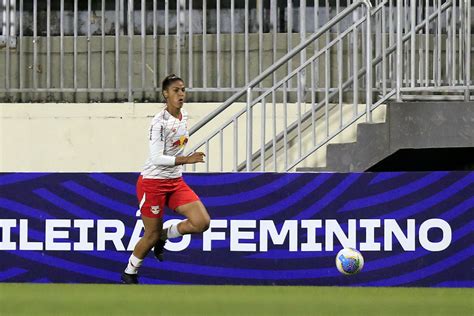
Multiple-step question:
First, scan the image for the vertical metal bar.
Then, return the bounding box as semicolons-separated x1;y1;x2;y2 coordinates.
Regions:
203;0;207;87
101;0;106;91
287;0;292;88
205;141;210;171
153;0;157;90
404;0;409;87
452;1;456;84
272;90;277;171
60;0;64;91
246;88;253;171
258;0;263;88
19;0;24;94
436;0;441;86
120;0;125;35
353;17;359;114
216;0;221;87
127;0;133;101
314;0;319;88
396;0;402;101
382;0;387;95
165;0;169;75
233;118;238;171
88;0;92;91
33;0;38;90
311;60;316;146
338;45;343;127
410;0;415;88
141;0;146;94
2;1;6;36
446;6;452;86
283;82;288;170
465;0;471;100
418;0;423;86
271;0;277;86
220;130;224;171
115;0;121;92
5;0;11;91
188;0;193;87
300;0;306;95
244;0;249;84
336;0;343;126
424;0;429;87
324;52;329;137
12;0;16;47
459;0;463;85
375;0;380;90
402;0;407;87
74;0;78;91
360;1;365;86
365;3;372;121
260;99;266;171
231;0;235;88
297;72;302;158
432;1;437;85
46;0;51;89
176;0;181;77
388;0;394;86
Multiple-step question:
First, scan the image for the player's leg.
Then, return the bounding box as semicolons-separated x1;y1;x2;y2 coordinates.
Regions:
173;200;211;235
154;200;210;261
153;178;210;261
122;176;164;283
122;215;162;284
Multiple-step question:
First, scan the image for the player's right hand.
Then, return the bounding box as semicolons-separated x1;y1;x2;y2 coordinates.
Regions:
187;152;206;164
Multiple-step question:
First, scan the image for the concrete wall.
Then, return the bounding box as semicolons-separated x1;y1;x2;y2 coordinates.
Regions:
1;100;388;172
0;102;314;172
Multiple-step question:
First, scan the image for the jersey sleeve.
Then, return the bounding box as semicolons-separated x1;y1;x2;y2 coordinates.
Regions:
149;121;176;166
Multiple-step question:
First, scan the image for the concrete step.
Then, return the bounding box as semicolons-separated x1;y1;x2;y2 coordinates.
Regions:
296;101;474;172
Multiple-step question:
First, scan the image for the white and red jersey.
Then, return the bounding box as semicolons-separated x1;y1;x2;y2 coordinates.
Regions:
141;108;189;179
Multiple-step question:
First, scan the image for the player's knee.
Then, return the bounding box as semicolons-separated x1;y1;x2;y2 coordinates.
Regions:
143;230;161;244
197;215;210;233
202;216;210;232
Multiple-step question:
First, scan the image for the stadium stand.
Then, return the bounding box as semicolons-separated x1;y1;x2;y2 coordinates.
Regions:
0;0;472;172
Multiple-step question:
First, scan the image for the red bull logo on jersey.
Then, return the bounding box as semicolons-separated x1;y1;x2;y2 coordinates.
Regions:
172;135;188;148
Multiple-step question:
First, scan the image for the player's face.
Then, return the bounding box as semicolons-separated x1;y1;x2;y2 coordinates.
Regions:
164;80;186;111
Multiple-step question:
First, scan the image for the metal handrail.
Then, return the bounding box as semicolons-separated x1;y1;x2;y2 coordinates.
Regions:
189;0;373;136
189;11;371;160
188;0;471;172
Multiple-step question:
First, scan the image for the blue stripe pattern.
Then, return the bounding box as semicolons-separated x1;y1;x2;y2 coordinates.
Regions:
0;172;472;287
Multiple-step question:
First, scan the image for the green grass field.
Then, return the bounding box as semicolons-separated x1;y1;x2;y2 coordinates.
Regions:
0;284;472;316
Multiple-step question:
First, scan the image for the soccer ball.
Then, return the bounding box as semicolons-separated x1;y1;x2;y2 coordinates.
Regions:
335;248;364;275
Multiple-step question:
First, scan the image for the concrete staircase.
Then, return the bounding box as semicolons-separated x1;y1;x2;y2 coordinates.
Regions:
297;101;474;172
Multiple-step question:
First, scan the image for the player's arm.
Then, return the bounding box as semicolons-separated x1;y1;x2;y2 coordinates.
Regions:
149;123;176;166
175;152;205;165
149;123;205;166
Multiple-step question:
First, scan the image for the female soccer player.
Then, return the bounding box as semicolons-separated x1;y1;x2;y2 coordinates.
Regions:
121;74;211;284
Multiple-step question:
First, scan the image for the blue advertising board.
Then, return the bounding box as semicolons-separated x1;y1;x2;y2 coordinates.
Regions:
0;172;472;287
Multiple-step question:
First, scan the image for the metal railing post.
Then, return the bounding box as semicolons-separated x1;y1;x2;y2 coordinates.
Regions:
465;0;471;101
364;0;372;121
396;0;402;101
246;88;253;171
190;0;366;136
127;0;133;101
